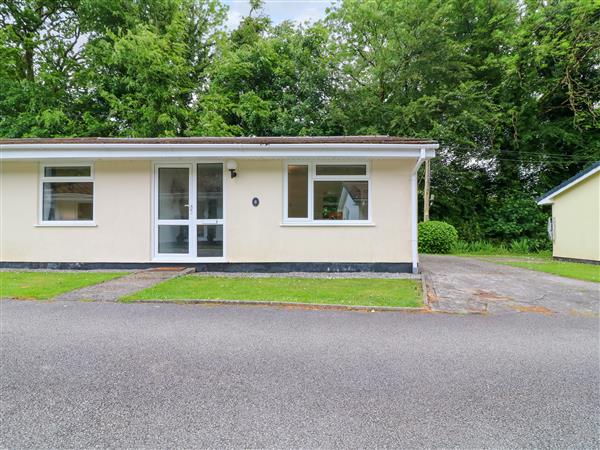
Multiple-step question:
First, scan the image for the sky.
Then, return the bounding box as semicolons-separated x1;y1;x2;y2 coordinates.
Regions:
222;0;335;29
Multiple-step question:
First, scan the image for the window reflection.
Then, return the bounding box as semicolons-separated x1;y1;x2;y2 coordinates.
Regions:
313;181;368;220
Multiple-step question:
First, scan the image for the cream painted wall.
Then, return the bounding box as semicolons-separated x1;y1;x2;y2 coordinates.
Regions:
1;158;414;263
551;172;600;262
226;159;413;262
0;160;152;262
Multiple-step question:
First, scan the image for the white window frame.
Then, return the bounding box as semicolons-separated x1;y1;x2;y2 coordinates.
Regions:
38;162;96;227
282;161;373;226
151;160;227;262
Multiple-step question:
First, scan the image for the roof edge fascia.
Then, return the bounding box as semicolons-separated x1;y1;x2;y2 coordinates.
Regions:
537;164;600;205
0;142;438;161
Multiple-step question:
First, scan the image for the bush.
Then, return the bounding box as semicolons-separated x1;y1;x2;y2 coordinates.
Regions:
450;238;552;255
418;221;458;254
450;240;471;254
509;237;552;254
483;190;549;242
509;237;531;254
451;240;502;254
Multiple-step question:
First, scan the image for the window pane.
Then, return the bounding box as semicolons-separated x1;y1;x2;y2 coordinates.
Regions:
197;163;223;220
287;165;308;218
158;168;189;220
197;225;223;257
42;182;93;221
44;166;91;177
158;225;189;254
313;181;368;220
315;165;366;176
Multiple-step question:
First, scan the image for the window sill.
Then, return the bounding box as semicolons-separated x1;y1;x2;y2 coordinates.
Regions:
281;221;375;227
36;222;97;228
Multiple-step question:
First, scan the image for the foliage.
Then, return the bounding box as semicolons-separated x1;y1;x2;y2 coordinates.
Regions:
482;190;549;242
122;276;423;307
451;239;551;256
190;20;335;136
418;221;459;254
1;0;599;242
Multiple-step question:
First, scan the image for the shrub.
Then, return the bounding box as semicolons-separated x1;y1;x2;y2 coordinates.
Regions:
509;237;552;254
418;221;458;254
529;238;552;252
451;240;501;254
509;237;531;254
450;240;471;254
451;238;552;255
483;190;549;242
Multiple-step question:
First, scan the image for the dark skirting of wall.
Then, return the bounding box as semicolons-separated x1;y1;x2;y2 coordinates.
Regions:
0;261;413;273
553;256;600;265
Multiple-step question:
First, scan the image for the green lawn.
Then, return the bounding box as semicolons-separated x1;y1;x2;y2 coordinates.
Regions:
122;276;423;308
501;261;600;283
0;271;126;300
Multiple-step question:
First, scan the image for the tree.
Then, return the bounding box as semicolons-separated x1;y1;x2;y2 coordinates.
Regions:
0;0;598;244
190;5;335;136
0;0;81;136
76;0;226;136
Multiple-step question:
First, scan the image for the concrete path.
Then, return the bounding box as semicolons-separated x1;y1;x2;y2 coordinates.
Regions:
1;300;597;448
421;255;599;315
54;268;193;302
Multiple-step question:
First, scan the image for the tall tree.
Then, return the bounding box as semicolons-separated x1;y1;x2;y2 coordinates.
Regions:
0;0;598;244
76;0;226;136
0;0;82;136
190;4;334;136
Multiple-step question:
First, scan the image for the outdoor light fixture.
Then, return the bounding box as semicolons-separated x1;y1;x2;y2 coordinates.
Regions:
227;160;238;178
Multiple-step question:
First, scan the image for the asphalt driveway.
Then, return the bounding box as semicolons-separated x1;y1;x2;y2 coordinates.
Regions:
1;300;598;448
421;255;599;315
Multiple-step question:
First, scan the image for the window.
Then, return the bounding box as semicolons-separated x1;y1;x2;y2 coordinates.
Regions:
41;164;94;224
287;165;309;218
284;162;370;223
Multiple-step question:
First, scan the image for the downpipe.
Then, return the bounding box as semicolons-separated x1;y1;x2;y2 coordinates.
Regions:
411;148;427;274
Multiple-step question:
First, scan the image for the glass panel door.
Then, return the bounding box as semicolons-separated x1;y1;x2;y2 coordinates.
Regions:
195;163;224;257
154;163;225;260
155;164;192;257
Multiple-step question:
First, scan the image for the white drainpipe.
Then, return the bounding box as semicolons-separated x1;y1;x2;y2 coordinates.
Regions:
411;148;427;274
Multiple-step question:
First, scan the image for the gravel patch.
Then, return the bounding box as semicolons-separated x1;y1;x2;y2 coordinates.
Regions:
193;271;420;279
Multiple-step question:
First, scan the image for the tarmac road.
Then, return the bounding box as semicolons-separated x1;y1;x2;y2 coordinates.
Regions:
1;299;598;448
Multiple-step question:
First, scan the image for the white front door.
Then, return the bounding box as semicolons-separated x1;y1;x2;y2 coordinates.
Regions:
154;163;224;261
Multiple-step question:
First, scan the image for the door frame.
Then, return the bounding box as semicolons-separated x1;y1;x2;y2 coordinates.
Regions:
152;160;227;263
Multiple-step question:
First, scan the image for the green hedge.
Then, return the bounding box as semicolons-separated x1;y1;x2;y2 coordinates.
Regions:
418;221;458;254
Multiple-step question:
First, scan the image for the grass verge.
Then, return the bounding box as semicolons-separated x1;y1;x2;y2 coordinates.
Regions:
122;276;423;308
499;261;600;283
0;271;127;300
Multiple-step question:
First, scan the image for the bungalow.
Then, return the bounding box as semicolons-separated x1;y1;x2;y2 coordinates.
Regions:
537;161;600;263
0;136;437;273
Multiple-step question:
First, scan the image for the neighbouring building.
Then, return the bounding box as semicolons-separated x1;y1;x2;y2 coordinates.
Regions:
0;136;437;273
537;161;600;263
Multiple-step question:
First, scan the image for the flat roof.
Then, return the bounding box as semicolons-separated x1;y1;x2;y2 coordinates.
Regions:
0;136;438;160
0;136;436;145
